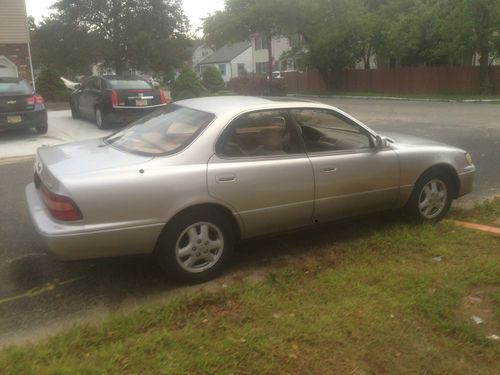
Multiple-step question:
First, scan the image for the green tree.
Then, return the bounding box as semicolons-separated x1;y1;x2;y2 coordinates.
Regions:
202;66;225;93
35;68;69;101
52;0;190;75
171;69;209;101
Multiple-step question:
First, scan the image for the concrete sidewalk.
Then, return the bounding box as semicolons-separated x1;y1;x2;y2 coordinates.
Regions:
0;110;113;160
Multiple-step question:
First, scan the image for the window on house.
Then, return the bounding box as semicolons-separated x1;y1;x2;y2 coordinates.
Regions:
237;63;246;75
202;51;209;57
218;64;226;76
255;35;269;50
256;62;268;74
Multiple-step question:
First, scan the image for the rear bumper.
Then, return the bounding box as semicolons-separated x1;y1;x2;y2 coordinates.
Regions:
457;166;475;198
0;108;47;131
106;104;165;124
25;183;164;260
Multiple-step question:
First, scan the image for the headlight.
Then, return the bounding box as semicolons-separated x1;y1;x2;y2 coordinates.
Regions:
465;153;473;166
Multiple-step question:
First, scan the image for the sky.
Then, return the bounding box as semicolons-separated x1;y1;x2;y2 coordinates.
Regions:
25;0;225;36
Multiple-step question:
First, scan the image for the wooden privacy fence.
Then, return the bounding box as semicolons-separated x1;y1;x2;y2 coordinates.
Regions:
284;66;500;95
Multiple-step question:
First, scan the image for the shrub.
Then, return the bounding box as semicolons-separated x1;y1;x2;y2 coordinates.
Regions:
202;66;225;93
171;69;209;101
35;68;69;101
227;75;286;96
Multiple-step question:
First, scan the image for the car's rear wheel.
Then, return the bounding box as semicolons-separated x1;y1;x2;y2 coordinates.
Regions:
35;123;48;134
155;209;235;282
407;172;452;222
95;107;106;129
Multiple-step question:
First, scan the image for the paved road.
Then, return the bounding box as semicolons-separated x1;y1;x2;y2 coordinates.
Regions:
0;99;499;347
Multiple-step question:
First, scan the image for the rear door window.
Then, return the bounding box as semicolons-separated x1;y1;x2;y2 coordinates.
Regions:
0;80;33;95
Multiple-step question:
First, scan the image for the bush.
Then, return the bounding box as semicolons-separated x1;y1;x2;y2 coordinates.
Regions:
227;75;286;96
35;68;69;101
202;66;225;93
171;69;209;101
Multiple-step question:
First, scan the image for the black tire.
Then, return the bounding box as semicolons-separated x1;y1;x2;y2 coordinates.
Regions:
406;171;453;223
35;123;48;134
155;209;235;283
70;99;80;119
95;107;107;129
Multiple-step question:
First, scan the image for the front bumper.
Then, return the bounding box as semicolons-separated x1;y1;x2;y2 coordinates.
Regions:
457;166;475;198
25;183;164;260
0;108;47;131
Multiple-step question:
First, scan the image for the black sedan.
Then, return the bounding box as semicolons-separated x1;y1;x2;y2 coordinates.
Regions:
0;77;48;134
69;75;168;128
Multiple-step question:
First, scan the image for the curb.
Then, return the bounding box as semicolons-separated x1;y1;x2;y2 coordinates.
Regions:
0;155;35;166
288;93;500;104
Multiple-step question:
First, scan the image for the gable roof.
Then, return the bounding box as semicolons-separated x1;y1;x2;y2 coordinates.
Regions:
199;41;251;65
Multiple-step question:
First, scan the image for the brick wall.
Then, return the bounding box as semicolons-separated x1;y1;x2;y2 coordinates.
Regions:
0;43;32;84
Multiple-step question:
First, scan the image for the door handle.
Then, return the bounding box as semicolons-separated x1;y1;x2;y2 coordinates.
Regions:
216;174;236;183
320;167;337;173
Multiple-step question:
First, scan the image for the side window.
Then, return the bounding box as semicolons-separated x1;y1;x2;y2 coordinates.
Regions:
291;109;371;152
218;110;302;157
85;78;100;90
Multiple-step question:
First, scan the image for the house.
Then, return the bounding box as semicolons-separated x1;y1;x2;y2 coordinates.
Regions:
192;44;214;74
0;0;34;84
198;41;252;82
252;34;299;74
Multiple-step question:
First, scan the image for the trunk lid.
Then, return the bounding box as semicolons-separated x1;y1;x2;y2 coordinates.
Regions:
114;89;160;107
0;94;35;113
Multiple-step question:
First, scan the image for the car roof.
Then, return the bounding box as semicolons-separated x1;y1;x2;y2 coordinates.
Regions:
176;96;328;116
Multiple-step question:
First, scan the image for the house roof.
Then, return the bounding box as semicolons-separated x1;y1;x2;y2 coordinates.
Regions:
199;41;251;65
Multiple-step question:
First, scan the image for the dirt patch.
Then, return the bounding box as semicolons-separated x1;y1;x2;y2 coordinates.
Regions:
460;285;499;340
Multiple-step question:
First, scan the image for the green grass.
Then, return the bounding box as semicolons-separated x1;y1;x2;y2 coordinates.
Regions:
452;198;500;225
289;91;500;102
1;203;499;374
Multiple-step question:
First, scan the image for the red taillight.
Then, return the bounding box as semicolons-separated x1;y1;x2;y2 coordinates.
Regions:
26;95;45;105
159;89;167;104
40;185;82;221
111;90;119;107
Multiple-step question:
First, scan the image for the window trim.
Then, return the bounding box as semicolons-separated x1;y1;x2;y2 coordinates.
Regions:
215;108;307;160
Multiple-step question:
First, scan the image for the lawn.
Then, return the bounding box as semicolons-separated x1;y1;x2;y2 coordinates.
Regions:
1;203;499;374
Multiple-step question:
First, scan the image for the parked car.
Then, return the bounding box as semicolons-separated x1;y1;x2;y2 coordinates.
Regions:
26;96;475;282
0;77;48;134
69;75;168;128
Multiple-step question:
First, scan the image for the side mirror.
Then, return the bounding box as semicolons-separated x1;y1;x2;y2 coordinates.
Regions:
374;135;387;149
74;83;81;90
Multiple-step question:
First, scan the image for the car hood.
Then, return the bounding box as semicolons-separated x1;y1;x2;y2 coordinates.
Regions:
380;131;455;148
37;138;152;178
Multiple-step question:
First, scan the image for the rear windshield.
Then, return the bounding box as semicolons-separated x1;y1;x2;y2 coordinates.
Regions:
107;79;152;90
104;105;215;156
0;80;33;95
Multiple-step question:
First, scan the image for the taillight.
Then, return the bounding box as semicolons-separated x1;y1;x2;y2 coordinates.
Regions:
111;90;119;106
40;185;82;221
159;89;167;104
26;95;44;105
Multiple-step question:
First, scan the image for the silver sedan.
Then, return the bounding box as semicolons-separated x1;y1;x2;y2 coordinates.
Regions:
26;96;475;281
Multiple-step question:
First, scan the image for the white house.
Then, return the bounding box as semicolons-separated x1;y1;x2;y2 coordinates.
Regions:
192;44;214;73
198;41;252;82
0;0;34;84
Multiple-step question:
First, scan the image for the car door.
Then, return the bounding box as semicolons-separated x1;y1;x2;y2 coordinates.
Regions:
78;78;100;119
207;109;315;238
291;108;400;222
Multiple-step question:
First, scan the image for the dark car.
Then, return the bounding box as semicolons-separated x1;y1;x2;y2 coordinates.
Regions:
0;77;48;134
69;75;168;128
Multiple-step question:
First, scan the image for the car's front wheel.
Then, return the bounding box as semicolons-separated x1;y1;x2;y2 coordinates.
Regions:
407;172;453;222
95;107;107;129
70;99;80;119
155;209;235;282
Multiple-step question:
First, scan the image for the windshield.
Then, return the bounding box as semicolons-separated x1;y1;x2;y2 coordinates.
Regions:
107;79;152;90
0;79;33;95
105;105;215;156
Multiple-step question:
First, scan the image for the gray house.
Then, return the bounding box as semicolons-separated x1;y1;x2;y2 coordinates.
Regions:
0;0;34;84
198;41;252;83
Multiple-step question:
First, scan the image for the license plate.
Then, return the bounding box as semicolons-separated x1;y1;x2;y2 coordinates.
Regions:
7;115;22;124
135;99;148;106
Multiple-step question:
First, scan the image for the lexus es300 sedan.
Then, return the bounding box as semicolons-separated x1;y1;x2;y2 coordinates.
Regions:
26;96;475;282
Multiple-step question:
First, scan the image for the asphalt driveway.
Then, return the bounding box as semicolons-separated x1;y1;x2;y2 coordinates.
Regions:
0;98;499;347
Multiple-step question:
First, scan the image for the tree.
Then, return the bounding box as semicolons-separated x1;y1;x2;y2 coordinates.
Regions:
202;66;225;93
171;69;209;101
30;17;99;77
35;68;69;101
52;0;190;75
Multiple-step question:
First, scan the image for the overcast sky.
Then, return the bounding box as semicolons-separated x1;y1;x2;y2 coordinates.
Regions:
25;0;224;36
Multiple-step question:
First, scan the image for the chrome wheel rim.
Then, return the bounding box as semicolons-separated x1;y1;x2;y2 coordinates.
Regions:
96;109;103;128
175;222;224;273
418;179;447;219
